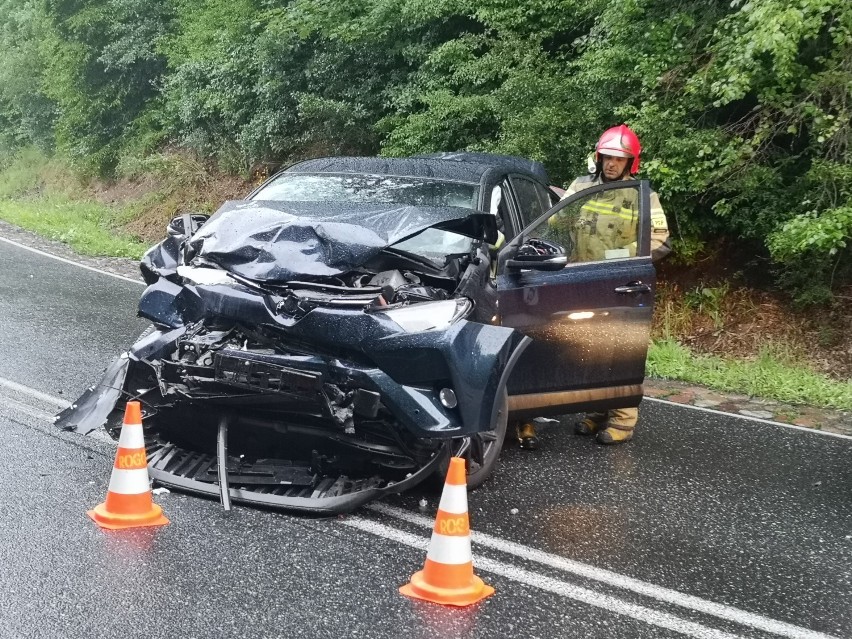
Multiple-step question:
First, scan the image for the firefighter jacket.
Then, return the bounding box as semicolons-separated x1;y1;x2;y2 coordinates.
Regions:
555;175;671;262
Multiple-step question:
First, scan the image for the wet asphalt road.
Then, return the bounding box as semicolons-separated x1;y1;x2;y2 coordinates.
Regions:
1;237;850;639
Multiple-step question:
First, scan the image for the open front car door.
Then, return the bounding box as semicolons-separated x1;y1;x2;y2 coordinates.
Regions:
496;179;656;419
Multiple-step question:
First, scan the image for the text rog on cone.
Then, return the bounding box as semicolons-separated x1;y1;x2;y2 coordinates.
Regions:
88;401;169;530
400;456;494;606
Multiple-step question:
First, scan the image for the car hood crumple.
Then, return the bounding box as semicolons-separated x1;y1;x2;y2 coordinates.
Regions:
184;200;498;282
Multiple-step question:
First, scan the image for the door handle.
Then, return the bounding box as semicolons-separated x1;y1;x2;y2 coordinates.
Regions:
614;281;652;295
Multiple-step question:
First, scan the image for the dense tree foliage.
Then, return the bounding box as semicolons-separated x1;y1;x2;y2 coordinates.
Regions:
1;0;850;300
0;0;56;150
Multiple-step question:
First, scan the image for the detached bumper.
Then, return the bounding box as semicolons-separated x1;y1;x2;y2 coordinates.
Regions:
145;436;446;515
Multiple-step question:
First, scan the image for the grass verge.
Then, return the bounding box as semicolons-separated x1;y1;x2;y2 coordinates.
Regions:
0;198;147;259
648;339;852;410
0;147;148;258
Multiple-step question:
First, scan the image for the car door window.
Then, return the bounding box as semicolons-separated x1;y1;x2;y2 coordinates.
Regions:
509;176;546;229
526;182;645;263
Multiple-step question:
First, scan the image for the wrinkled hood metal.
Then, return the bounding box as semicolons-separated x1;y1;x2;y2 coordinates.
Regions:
185;200;497;283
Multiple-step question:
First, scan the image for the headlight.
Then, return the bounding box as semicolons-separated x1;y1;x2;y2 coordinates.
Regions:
379;298;472;332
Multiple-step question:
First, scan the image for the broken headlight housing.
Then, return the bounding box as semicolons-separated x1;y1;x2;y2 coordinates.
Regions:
378;298;472;333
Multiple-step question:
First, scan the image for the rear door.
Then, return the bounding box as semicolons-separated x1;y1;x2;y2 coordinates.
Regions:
497;180;656;419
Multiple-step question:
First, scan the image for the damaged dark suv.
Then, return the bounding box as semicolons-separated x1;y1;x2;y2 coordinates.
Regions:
57;155;658;514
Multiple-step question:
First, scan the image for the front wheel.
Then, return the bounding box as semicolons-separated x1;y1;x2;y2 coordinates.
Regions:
435;388;508;490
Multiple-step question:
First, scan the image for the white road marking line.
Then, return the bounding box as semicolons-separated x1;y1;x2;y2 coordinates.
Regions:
0;376;71;409
0;381;119;446
0;367;843;637
344;517;743;639
0;395;55;421
644;396;852;440
369;503;839;639
0;235;143;285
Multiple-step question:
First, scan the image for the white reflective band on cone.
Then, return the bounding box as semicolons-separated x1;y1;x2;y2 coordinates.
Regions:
437;484;468;515
426;532;473;565
117;423;145;449
108;468;151;494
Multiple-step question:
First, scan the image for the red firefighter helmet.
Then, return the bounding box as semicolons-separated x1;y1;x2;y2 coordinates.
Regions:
595;125;641;174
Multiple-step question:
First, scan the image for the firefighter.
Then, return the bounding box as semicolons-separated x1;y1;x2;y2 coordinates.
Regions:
515;124;670;449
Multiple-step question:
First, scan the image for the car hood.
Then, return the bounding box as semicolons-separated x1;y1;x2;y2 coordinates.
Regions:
185;200;497;282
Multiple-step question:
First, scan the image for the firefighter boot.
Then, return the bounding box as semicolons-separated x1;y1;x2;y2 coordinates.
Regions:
596;407;638;445
515;422;540;450
575;412;606;436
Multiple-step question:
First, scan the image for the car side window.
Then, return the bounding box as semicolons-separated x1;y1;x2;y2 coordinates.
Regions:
527;184;643;263
509;176;546;229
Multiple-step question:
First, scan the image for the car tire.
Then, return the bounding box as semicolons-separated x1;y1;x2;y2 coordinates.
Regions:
434;387;508;490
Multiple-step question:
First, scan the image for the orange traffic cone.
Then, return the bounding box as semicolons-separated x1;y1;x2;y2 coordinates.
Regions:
88;401;169;530
400;457;494;606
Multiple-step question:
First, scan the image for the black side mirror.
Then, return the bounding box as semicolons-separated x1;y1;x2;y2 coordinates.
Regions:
167;213;209;239
506;238;568;272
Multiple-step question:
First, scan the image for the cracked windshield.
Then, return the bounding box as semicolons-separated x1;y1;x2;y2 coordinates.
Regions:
254;173;480;261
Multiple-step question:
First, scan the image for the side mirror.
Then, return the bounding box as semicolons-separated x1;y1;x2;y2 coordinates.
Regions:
167;213;209;239
506;238;568;272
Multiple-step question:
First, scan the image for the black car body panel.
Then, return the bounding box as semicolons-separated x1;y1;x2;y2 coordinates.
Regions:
144;440;447;516
129;281;524;438
280;156;496;185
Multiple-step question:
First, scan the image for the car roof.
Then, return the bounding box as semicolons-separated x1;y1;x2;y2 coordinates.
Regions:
411;152;551;185
283;155;548;185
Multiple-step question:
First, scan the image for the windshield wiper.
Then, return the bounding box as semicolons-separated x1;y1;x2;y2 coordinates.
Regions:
381;247;445;270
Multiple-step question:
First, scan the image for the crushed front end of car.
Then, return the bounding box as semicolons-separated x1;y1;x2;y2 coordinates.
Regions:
57;200;528;515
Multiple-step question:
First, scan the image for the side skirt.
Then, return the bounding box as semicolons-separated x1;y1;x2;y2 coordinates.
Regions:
508;383;643;420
